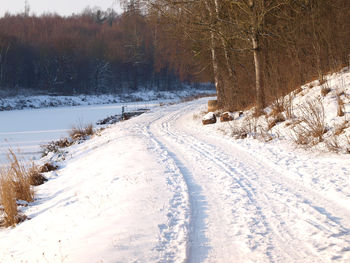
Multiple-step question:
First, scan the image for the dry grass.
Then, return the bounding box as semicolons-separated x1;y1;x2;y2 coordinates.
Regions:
290;125;311;145
41;137;73;157
0;169;18;227
270;99;285;117
69;123;94;141
345;135;350;154
285;94;294;119
291;99;326;145
7;150;34;202
267;113;286;130
0;150;51;227
228;121;249;139
299;98;326;141
334;121;348;136
337;94;345;117
321;86;331;97
28;163;47;186
325;135;341;153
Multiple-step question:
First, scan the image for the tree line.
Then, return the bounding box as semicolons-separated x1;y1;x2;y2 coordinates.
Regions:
145;0;350;111
0;1;349;112
0;5;207;96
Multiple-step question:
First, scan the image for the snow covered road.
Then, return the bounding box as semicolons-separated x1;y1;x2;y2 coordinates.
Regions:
1;98;349;262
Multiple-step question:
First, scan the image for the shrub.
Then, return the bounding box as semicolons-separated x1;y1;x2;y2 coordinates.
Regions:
270;99;285;117
0;150;49;227
285;94;294;120
334;121;348;136
7;150;34;202
325;135;341;153
41;137;73;157
298;98;326;142
69;123;94;141
0;169;18;227
28;163;47;186
267;113;286;130
337;94;345;117
228;121;249;139
321;86;331;96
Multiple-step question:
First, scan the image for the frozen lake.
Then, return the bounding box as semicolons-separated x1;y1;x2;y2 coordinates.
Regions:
0;101;159;164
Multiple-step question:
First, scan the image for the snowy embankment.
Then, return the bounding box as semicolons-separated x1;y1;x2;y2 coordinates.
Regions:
0;88;214;111
0;92;349;262
0;88;215;164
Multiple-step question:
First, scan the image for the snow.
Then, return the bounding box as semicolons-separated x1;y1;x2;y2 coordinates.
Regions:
0;88;215;164
0;88;215;112
202;111;215;121
0;101;161;164
214;67;350;153
0;70;350;262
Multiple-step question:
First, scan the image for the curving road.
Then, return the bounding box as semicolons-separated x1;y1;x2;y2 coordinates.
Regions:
1;98;349;263
142;99;350;262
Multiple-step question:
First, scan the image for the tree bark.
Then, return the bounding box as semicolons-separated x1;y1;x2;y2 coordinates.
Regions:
252;33;264;111
204;0;224;108
249;0;265;111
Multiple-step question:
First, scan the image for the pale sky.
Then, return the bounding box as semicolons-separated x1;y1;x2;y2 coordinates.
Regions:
0;0;122;17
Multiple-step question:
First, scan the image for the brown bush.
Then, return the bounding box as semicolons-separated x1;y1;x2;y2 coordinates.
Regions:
290;126;312;145
334;121;348;136
8;150;34;202
325;135;341;153
321;86;331;97
69;123;94;141
41;137;73;157
27;164;47;186
337;94;345;117
289;99;327;146
298;99;326;142
40;163;58;173
268;113;286;130
0;169;18;227
270;99;285;117
0;151;45;227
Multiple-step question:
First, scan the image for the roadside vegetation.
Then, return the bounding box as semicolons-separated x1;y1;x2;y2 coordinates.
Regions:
0;123;97;227
199;68;350;154
0;150;57;227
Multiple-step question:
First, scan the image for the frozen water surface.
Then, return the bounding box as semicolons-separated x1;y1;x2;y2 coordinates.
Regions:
0;101;158;164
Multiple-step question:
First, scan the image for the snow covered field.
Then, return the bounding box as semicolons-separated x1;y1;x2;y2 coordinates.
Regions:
0;96;349;262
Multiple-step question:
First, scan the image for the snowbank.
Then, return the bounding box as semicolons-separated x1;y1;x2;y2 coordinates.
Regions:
0;88;215;112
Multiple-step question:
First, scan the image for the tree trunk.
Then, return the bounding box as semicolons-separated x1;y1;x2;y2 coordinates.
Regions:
204;0;224;108
209;32;224;108
252;33;264;111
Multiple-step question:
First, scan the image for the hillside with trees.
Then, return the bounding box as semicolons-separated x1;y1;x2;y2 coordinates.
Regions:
145;0;350;111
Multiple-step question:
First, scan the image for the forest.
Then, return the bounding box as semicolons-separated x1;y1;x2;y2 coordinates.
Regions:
0;3;205;96
0;0;349;112
144;0;350;111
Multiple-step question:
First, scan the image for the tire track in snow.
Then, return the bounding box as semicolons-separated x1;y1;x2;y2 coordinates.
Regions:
175;123;350;262
133;118;192;263
148;103;350;262
151;108;279;262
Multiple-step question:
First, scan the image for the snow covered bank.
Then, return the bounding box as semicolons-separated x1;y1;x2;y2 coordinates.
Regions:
211;67;350;154
0;101;161;164
0;95;349;262
0;88;215;111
